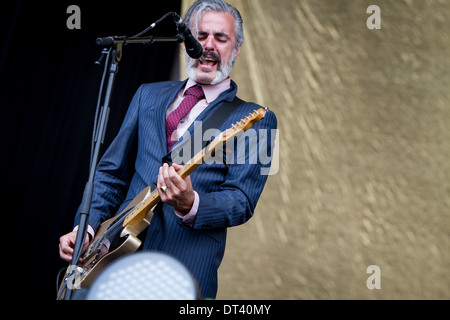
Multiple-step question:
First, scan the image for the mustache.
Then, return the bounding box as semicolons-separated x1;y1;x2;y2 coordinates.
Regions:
200;51;221;63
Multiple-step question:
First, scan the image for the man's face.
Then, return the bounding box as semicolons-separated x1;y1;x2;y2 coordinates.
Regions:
186;11;241;85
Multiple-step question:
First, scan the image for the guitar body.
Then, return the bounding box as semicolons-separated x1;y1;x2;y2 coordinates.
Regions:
57;187;154;299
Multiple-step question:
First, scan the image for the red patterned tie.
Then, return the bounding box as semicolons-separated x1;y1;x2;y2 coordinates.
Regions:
166;85;205;151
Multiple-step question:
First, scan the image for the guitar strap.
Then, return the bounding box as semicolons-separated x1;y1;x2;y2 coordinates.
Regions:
161;96;245;166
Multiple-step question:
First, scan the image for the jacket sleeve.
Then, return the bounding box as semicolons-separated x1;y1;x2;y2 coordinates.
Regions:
73;85;142;232
191;108;277;230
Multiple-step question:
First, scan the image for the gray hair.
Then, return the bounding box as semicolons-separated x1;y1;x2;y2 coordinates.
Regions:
184;0;244;49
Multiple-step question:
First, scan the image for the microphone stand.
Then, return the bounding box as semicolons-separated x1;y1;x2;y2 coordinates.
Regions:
62;30;183;300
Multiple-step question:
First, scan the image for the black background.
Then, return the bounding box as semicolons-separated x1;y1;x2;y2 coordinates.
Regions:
1;0;181;299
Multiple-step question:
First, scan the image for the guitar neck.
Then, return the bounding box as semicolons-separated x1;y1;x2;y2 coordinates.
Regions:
122;146;211;227
176;146;211;178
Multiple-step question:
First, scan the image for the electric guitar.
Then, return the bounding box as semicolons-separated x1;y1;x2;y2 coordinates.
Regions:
57;107;267;299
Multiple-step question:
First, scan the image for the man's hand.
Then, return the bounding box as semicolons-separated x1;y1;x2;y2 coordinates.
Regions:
157;163;195;215
59;230;90;263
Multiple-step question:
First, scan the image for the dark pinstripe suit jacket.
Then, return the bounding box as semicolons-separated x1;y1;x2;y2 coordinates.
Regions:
74;79;277;298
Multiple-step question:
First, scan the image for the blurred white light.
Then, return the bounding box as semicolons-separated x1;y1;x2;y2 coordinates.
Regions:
86;251;199;300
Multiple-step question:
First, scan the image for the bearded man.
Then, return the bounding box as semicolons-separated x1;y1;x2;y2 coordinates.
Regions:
59;0;277;299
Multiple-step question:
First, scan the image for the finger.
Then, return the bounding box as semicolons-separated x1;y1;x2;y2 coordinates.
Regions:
59;242;73;262
61;244;74;255
61;245;73;257
162;163;177;191
171;163;183;171
168;165;186;191
157;166;169;198
60;235;74;251
157;166;164;188
60;251;72;263
169;163;192;193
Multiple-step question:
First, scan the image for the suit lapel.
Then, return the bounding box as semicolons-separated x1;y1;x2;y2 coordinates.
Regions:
156;80;188;152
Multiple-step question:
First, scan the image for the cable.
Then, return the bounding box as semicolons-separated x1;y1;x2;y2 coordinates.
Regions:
130;12;175;38
56;267;68;300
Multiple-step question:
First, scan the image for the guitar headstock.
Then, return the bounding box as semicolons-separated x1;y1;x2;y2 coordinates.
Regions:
206;107;268;152
221;107;267;141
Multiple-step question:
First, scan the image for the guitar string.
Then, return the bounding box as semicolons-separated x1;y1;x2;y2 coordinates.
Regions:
85;190;158;257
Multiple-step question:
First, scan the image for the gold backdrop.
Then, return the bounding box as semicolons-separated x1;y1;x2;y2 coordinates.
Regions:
180;0;450;299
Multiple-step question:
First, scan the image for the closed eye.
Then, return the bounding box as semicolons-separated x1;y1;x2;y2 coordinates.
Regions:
215;32;229;42
197;31;230;43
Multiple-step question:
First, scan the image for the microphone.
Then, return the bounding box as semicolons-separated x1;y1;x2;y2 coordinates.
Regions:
173;13;203;59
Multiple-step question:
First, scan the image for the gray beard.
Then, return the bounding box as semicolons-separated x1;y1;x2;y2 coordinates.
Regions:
185;48;236;85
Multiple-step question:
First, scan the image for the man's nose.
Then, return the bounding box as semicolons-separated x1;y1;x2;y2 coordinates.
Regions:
202;35;216;52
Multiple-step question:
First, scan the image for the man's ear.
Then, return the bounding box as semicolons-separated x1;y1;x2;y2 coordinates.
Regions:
234;45;241;59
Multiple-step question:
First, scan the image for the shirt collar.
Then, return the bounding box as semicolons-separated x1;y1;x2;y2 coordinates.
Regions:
185;77;232;104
